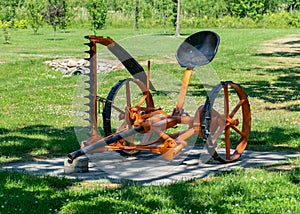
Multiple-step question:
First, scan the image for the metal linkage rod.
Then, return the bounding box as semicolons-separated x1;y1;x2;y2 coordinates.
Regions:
68;126;144;162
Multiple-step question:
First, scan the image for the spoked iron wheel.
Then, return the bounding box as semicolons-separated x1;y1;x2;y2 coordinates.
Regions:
202;81;251;163
102;78;154;156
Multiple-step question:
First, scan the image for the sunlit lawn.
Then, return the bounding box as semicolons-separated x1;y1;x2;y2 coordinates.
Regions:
0;27;299;213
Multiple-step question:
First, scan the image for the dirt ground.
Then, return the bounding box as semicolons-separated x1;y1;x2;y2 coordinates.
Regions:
259;34;300;69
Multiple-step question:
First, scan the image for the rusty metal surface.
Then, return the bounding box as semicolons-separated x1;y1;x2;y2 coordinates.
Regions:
201;81;251;163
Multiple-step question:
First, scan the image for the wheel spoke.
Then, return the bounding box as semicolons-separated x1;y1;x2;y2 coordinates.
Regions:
230;99;246;118
111;104;125;115
142;132;152;144
223;85;231;160
212;126;225;143
125;81;131;107
202;82;251;163
117;121;127;132
103;78;154;156
224;84;229;117
231;125;246;139
212;108;225;120
129;135;134;147
224;125;231;160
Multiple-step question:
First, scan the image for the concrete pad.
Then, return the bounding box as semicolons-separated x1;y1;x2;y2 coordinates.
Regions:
1;149;299;185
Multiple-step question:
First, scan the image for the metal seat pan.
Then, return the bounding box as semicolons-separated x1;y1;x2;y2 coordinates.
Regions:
176;31;220;68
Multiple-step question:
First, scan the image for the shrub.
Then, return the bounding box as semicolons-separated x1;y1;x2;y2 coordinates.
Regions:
14;19;28;29
106;12;133;29
263;12;300;28
0;21;12;44
86;0;108;35
181;12;300;29
25;0;46;34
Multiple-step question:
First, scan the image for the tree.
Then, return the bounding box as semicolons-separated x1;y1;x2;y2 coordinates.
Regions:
58;0;71;31
175;0;181;36
153;0;174;33
228;0;267;19
43;0;71;38
0;21;12;44
25;0;46;34
0;0;24;24
0;0;24;44
286;0;300;14
86;0;108;35
182;0;228;18
134;0;139;30
43;1;65;39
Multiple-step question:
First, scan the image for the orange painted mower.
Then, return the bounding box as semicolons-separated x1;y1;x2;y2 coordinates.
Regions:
68;31;251;164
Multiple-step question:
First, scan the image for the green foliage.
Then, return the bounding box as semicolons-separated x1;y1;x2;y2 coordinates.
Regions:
87;0;107;28
0;0;24;22
182;0;229;18
0;21;12;44
25;0;45;34
263;12;297;28
227;0;300;19
228;0;266;19
181;11;300;29
109;0;134;16
285;0;300;12
58;0;71;31
43;0;70;38
13;19;28;29
153;0;176;33
86;0;108;35
1;0;300;32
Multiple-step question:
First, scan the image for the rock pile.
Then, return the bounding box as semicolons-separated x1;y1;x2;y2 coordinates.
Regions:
45;59;123;76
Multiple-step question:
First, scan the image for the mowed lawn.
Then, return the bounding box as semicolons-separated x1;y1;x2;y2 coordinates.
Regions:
0;27;299;213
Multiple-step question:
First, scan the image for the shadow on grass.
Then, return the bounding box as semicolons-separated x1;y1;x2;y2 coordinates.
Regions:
254;52;300;57
46;37;65;41
0;169;210;213
188;83;209;97
253;40;300;57
0;169;235;213
242;68;299;105
0;125;79;164
263;162;300;185
1;167;298;213
152;32;191;37
283;39;300;45
265;103;300;112
0;170;78;213
248;127;299;153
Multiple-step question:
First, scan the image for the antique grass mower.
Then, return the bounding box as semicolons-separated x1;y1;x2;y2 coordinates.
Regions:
68;31;251;164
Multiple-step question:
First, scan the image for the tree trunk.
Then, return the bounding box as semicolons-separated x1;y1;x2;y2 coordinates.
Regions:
175;0;180;37
135;0;139;30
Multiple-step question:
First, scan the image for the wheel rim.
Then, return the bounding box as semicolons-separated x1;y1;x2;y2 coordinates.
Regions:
202;81;251;163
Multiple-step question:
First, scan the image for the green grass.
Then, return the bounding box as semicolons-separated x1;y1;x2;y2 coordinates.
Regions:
0;27;299;213
0;160;299;213
0;27;299;159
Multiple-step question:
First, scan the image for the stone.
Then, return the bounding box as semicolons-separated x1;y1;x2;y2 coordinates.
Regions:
45;58;123;76
71;68;85;76
64;156;89;173
67;59;77;67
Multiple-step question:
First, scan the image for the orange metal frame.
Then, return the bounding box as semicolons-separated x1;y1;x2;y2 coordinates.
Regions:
67;35;251;163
